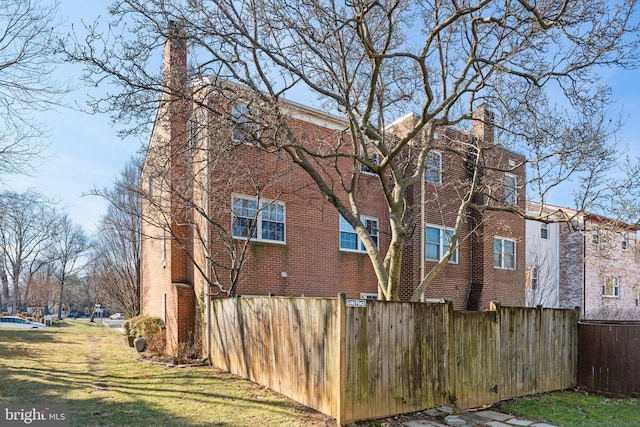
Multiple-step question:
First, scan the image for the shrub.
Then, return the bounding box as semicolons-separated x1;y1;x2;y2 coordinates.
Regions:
129;316;164;340
122;320;131;336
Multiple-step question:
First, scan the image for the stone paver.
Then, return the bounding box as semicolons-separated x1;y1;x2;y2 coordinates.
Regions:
443;415;470;426
403;421;449;427
485;422;513;427
460;413;491;424
425;408;443;417
506;419;533;426
475;410;514;422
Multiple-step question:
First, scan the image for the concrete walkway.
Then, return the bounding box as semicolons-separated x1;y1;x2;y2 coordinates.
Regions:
399;407;556;427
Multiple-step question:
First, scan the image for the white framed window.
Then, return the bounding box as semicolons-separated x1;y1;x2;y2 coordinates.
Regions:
425;225;458;263
360;292;379;300
425;151;442;184
232;103;259;143
540;223;549;239
339;215;378;253
359;146;379;175
529;266;539;290
602;275;620;298
592;229;600;245
504;173;517;204
622;233;629;251
494;237;516;270
231;195;285;243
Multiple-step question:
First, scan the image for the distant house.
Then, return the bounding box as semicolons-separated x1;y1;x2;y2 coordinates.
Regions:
140;26;527;354
528;203;640;319
525;203;561;308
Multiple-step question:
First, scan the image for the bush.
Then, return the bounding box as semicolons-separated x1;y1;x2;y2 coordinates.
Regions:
122;320;131;336
129;316;164;339
128;316;165;355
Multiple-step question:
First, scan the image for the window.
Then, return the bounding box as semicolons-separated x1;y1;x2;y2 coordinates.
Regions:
592;229;600;245
360;146;379;174
504;173;517;204
529;266;539;290
360;293;379;300
425;151;442;184
602;275;620;297
187;108;207;148
494;237;516;269
425;225;458;263
339;215;378;253
622;233;629;251
540;223;549;239
232;104;258;143
232;196;285;243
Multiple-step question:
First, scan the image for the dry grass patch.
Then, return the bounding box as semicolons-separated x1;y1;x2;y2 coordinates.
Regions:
0;321;333;426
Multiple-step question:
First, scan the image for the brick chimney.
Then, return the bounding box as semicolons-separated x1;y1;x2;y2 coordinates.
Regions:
472;104;494;145
163;21;193;286
162;21;196;356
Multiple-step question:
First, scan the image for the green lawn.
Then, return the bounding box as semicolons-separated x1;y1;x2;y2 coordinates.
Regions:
496;389;640;427
0;321;333;426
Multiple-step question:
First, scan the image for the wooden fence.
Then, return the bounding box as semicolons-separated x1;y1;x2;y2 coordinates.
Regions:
209;295;579;425
578;321;640;396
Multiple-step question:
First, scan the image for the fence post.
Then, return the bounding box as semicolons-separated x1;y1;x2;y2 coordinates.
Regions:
490;301;501;400
444;299;455;406
335;292;346;425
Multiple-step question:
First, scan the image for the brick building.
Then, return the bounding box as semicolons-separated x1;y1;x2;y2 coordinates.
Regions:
141;29;527;354
554;207;640;320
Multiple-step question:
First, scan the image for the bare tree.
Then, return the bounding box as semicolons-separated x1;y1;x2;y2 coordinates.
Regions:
0;0;68;178
47;214;89;317
88;157;142;316
66;0;640;300
24;264;58;315
0;191;57;313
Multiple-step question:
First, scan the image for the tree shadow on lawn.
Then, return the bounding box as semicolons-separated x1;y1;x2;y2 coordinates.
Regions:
0;349;333;426
0;364;331;426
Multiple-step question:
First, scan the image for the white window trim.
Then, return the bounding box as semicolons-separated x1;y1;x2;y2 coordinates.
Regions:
339;215;379;253
601;275;620;298
425;224;458;264
359;146;379;175
540;223;549;240
494;237;517;270
231;103;260;144
360;292;379;300
530;266;539;290
425;151;442;185
505;173;518;204
622;233;629;252
231;194;286;244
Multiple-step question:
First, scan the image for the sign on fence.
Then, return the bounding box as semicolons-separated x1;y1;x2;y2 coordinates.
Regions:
345;299;366;308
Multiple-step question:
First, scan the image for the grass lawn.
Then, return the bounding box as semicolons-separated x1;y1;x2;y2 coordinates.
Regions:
0;320;333;426
496;389;640;427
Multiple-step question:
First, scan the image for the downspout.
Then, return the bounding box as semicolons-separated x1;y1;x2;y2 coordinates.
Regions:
583;221;587;318
420;164;426;301
205;110;212;363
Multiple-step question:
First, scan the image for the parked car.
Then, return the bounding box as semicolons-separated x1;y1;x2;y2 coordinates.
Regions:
109;313;124;320
0;316;46;329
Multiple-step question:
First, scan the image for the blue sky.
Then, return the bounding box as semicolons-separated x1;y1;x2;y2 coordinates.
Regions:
4;1;640;235
4;1;142;235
